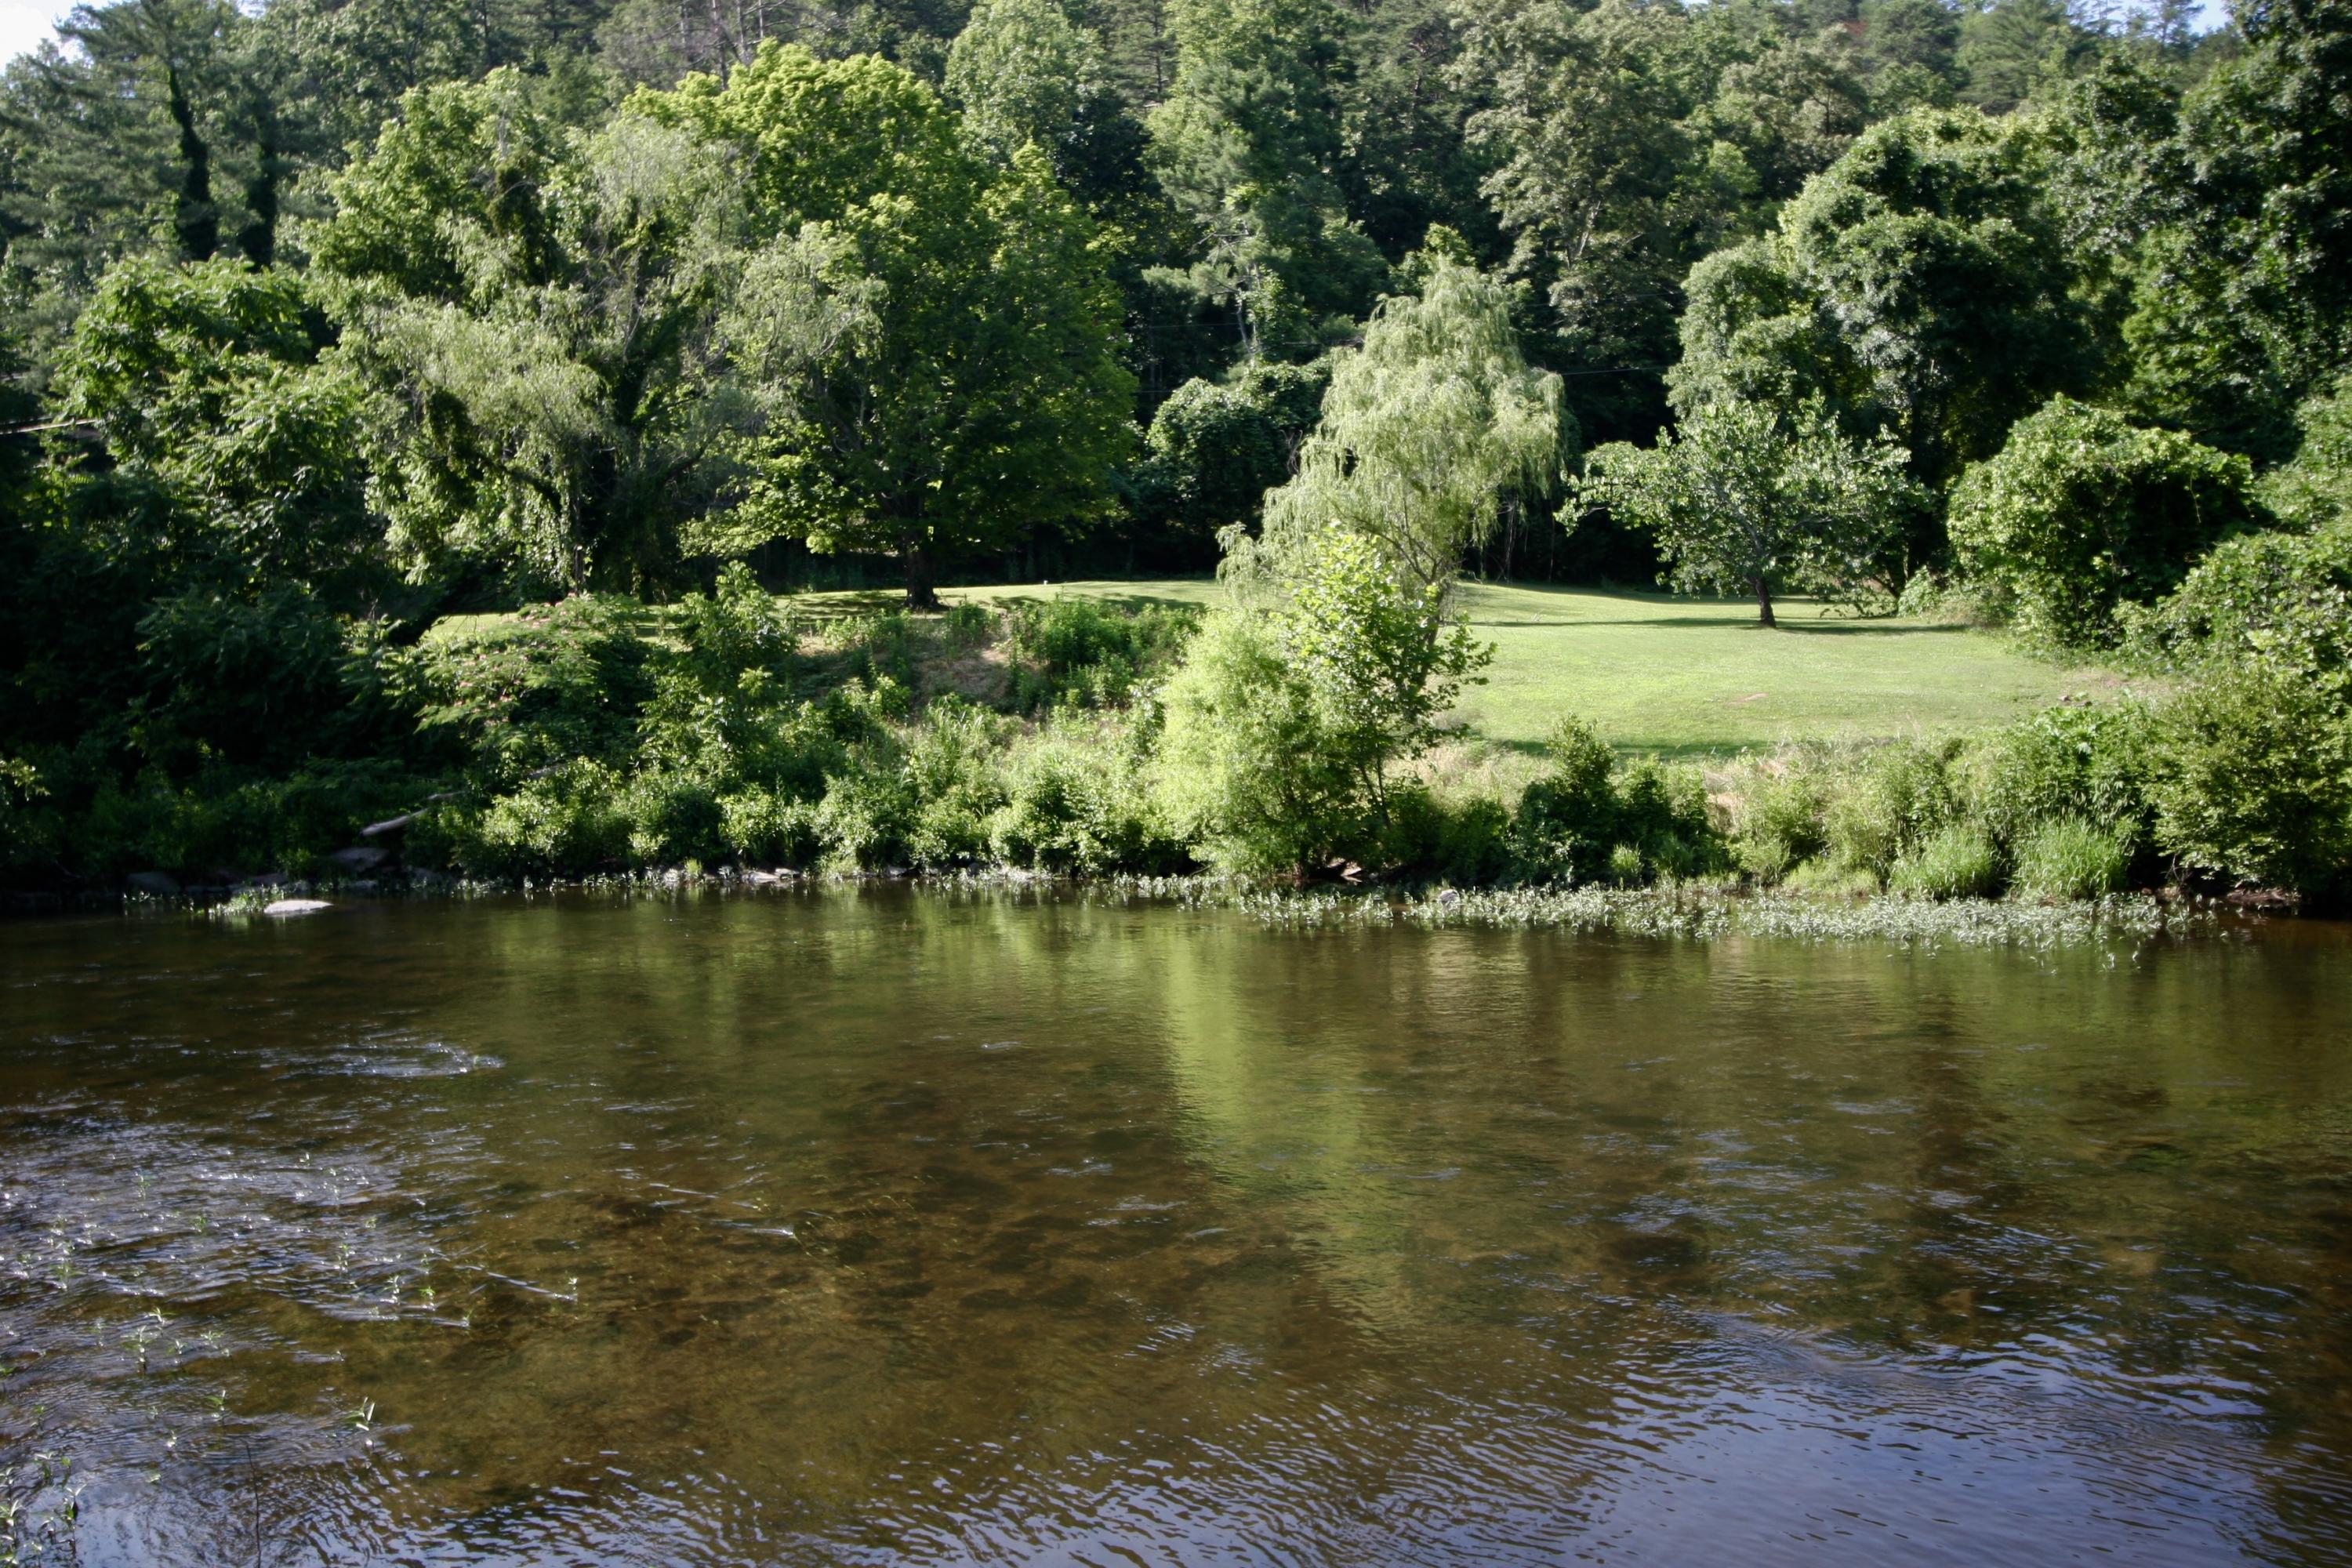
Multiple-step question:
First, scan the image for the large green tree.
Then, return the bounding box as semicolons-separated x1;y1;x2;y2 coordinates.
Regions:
314;73;747;593
1576;397;1915;626
1145;0;1385;356
2121;0;2352;459
644;44;1137;605
1670;107;2094;572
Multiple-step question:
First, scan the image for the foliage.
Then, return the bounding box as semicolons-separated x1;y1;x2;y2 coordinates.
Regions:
988;714;1186;873
945;0;1103;172
1142;0;1385;354
315;77;745;594
57;257;374;590
1512;715;1719;884
1250;241;1569;592
1131;376;1296;550
1453;0;1715;441
132;585;385;775
1577;398;1914;625
2131;520;2352;699
648;45;1138;605
2122;0;2352;459
1152;608;1367;875
1886;822;2000;898
2009;815;2130;899
389;595;654;784
2147;662;2352;897
1948;395;2256;649
2259;372;2352;531
1960;699;2159;860
1671;106;2096;572
1001;599;1200;712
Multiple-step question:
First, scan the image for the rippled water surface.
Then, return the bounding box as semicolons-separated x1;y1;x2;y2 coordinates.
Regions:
4;890;2351;1566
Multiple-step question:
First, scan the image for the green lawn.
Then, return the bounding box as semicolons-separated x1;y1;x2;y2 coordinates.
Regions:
927;577;2128;757
434;576;2127;760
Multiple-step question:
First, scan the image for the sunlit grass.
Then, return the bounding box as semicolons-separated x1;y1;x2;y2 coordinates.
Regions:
916;577;2127;757
424;575;2128;760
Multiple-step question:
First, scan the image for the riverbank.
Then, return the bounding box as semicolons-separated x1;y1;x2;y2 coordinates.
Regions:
4;576;2328;909
52;869;2236;952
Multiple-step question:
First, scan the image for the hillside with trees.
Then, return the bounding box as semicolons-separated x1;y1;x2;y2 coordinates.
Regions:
1;0;2347;903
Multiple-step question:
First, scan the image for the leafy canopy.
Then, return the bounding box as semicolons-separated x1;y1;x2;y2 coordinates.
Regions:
1249;238;1570;593
1577;398;1915;625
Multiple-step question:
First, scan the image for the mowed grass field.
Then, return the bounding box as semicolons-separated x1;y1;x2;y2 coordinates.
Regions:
434;576;2125;760
922;577;2125;758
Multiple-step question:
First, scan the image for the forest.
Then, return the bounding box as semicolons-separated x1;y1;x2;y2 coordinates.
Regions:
0;0;2346;903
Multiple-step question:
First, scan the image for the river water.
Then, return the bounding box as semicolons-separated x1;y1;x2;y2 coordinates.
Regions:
2;889;2349;1566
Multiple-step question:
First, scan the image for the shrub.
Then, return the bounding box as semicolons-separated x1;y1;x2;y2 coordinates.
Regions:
717;789;820;866
812;763;916;870
1153;611;1365;875
1437;795;1515;884
2011;815;2130;899
2133;521;2352;700
1948;396;2256;650
1003;599;1200;713
899;697;1011;866
74;758;422;877
617;768;724;865
1513;719;1721;884
2148;664;2352;897
463;760;633;878
1730;763;1828;882
2259;371;2352;532
393;596;652;783
1887;823;2001;898
1958;700;2158;860
1512;717;1620;883
135;585;376;773
1820;739;1960;878
989;718;1184;875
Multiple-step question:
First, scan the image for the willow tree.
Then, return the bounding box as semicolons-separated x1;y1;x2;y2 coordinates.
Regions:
1245;236;1570;595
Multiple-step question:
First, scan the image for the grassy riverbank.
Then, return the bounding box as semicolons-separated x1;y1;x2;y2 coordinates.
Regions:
926;580;2118;756
431;578;2116;757
9;568;2323;907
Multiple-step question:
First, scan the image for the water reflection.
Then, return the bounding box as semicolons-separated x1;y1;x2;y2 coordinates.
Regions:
2;889;2348;1565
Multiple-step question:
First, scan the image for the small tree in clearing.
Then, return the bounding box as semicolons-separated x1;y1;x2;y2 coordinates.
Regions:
1575;400;1914;626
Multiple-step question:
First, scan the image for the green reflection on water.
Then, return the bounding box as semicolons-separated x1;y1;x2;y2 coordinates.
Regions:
2;889;2348;1566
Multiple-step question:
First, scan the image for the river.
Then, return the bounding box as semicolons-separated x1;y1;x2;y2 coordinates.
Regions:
2;888;2349;1565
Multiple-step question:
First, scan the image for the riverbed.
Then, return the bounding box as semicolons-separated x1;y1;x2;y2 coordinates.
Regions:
3;888;2348;1565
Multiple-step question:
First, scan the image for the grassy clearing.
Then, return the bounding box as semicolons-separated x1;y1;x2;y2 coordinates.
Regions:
916;578;2124;757
428;576;2125;760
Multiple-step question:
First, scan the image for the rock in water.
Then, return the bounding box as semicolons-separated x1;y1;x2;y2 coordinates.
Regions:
263;899;332;917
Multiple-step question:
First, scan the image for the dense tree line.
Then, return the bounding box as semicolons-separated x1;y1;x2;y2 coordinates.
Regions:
0;0;2347;898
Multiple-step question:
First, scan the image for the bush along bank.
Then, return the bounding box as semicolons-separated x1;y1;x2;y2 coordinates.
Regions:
9;557;2347;915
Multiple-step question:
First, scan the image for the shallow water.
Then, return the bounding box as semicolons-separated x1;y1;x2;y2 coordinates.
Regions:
2;889;2350;1566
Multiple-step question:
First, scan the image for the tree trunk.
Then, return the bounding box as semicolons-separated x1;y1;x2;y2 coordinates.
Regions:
238;107;279;267
1753;576;1776;628
163;64;216;262
904;540;940;611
